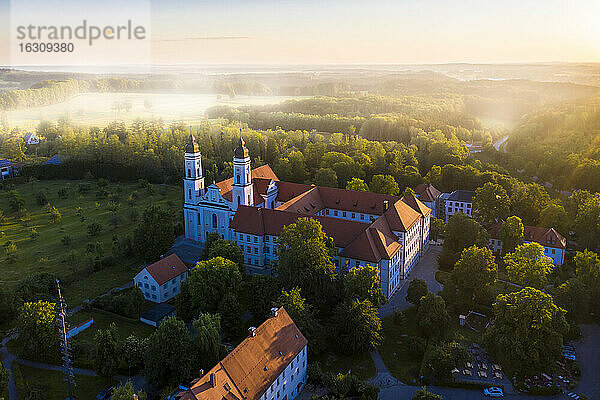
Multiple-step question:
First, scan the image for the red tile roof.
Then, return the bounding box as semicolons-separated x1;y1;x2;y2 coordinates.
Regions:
144;254;188;286
231;206;403;263
382;199;422;232
488;222;567;250
215;165;279;203
275;181;313;203
401;195;432;217
179;307;307;400
415;183;441;203
277;185;401;217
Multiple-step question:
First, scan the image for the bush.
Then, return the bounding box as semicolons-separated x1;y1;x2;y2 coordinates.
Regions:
61;235;72;246
35;191;48;206
87;221;102;236
57;187;69;199
91;287;145;318
77;182;91;194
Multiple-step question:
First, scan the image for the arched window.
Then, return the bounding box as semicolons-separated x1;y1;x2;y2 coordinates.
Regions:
197;168;200;176
236;175;240;184
188;189;191;199
187;169;191;178
237;196;241;206
212;213;217;229
247;194;251;204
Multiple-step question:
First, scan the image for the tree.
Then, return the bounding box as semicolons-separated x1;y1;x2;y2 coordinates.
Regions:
539;202;569;235
439;213;489;270
7;190;25;213
346;177;369;192
370;174;399;195
505;243;553;288
405;278;428;305
48;205;61;223
207;239;245;275
35;191;48;206
245;275;280;321
178;257;242;319
1;135;26;161
403;187;416;197
87;221;102;236
121;334;147;375
133;205;174;260
333;299;382;353
218;291;242;338
274;287;323;351
472;182;510;227
111;380;147;400
191;313;222;370
429;218;445;241
343;265;386;308
417;293;450;339
94;323;119;379
574;195;600;252
145;317;192;388
277;218;336;303
314;168;338;187
0;362;9;397
15;272;56;303
425;342;470;382
498;216;524;255
484;287;568;375
510;182;550;225
412;387;442;400
17;301;58;359
450;246;497;306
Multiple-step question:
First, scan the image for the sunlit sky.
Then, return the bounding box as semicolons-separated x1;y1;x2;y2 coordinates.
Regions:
1;0;599;65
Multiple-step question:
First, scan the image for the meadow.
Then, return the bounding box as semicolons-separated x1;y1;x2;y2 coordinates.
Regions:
0;178;181;306
4;92;303;129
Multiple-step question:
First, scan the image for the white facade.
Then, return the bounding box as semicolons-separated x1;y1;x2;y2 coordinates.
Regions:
134;268;187;303
489;238;565;265
258;344;307;400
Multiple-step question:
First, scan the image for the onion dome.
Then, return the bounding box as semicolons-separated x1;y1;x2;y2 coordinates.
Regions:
234;136;249;159
185;133;200;153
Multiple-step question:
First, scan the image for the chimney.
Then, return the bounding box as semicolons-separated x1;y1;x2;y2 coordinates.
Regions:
199;369;204;378
271;307;279;318
383;200;389;211
249;326;256;337
209;372;216;388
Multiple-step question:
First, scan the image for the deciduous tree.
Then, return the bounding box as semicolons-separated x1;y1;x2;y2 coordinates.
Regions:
417;293;450;339
343;265;386;308
473;182;510;227
405;278;428;305
505;243;553;288
498;215;524;255
333;299;382;353
370;174;399;195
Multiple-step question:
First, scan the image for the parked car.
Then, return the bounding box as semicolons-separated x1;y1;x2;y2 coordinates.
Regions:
96;386;114;400
564;354;576;361
484;387;504;397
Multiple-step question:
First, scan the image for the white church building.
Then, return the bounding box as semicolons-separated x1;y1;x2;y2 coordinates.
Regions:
182;134;431;299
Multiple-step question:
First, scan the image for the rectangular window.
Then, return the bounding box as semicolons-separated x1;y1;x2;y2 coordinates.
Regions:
325;209;330;215
351;213;355;218
360;214;364;220
254;247;258;254
265;236;269;242
343;211;347;217
333;210;338;216
254;237;258;243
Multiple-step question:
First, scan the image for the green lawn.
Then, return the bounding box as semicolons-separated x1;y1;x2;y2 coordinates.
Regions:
14;363;109;400
70;308;155;342
379;307;423;384
0;179;181;305
312;350;376;380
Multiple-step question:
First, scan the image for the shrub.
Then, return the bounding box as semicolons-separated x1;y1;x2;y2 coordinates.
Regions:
87;221;102;236
61;235;72;246
29;228;39;241
35;192;48;206
57;187;69;199
97;178;109;187
77;182;91;194
91;287;145;318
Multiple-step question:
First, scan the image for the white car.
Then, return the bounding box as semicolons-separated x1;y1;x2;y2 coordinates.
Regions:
484;387;504;397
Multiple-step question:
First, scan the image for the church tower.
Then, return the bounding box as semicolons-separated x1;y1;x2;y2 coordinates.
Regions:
232;136;253;208
184;133;205;204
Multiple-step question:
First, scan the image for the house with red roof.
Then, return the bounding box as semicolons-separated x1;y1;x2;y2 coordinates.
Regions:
182;133;432;299
174;307;307;400
488;222;567;265
134;254;189;303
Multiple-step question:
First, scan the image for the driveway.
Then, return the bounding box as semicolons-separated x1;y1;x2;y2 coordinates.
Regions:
574;324;600;398
379;246;443;318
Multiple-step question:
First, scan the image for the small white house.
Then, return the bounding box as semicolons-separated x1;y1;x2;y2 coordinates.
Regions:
23;132;40;145
134;254;189;303
445;190;476;222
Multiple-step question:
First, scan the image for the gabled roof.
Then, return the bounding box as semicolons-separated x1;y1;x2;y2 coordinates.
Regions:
414;183;442;203
23;131;38;142
230;206;402;263
383;199;422;232
277;185;401;217
401;195;432;217
179;308;307;400
44;154;66;165
488;222;567;250
274;181;312;203
141;254;188;286
215;164;279;202
447;190;476;203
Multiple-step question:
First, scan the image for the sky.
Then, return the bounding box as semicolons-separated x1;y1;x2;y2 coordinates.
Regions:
1;0;599;66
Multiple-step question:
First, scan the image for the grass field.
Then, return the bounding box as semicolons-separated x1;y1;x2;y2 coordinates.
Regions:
14;363;109;400
0;178;181;305
4;92;302;129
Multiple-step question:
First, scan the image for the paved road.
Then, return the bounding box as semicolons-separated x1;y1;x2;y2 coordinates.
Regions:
493;135;509;153
1;334;18;400
574;324;600;399
379;246;443;318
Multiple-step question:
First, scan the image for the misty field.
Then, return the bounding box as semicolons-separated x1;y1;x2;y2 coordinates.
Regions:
4;92;303;128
